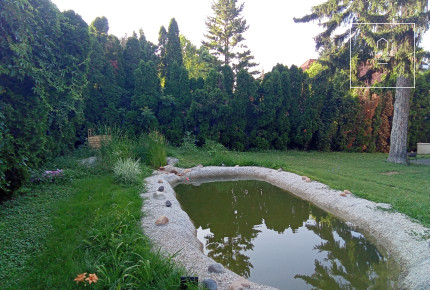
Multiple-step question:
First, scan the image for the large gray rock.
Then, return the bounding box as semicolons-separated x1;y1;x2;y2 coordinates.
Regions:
202;278;217;290
153;191;166;200
208;263;225;274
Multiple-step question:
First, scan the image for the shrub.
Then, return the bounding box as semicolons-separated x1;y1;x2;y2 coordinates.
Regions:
181;131;198;153
113;158;142;185
203;139;227;157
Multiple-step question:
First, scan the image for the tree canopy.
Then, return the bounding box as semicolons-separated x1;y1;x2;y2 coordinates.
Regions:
1;0;429;197
203;0;258;74
295;0;430;163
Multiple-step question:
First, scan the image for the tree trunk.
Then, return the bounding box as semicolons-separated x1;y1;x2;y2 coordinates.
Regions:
387;76;411;164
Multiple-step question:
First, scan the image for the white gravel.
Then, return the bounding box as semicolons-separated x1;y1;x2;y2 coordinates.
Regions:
140;166;430;289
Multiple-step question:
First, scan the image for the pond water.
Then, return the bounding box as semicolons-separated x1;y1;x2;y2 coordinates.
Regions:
175;180;397;290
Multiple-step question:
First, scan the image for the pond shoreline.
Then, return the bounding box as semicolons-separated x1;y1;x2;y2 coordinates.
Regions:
141;166;430;289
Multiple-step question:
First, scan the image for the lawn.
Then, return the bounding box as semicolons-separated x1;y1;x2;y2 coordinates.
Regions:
170;147;430;227
0;150;193;289
1;146;429;289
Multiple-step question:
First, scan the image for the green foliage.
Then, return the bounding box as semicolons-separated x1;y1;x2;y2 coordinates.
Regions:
123;33;144;93
294;0;430;163
203;139;227;157
98;129;136;171
133;60;161;110
408;71;430;150
0;149;190;288
0;0;90;197
1;0;429;197
180;35;215;79
203;0;258;74
85;206;186;289
90;16;109;35
127;60;161;135
158;26;168;80
166;18;183;71
145;131;167;169
181;131;198;152
113;157;142;185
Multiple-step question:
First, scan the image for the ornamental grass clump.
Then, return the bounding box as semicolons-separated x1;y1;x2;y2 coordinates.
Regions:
146;131;167;169
113;158;142;185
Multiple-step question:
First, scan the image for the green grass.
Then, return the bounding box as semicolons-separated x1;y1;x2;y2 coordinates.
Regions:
0;149;195;289
145;131;167;169
169;147;430;227
2;143;428;289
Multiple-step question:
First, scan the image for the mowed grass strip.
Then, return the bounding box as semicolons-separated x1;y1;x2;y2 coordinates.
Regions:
1;166;193;289
170;148;430;227
20;175;191;289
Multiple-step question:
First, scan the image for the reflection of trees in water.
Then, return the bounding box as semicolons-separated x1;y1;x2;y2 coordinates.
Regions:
176;180;393;287
295;211;395;289
176;180;314;277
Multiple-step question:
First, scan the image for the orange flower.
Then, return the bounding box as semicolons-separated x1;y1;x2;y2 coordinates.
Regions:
86;273;99;284
74;273;87;284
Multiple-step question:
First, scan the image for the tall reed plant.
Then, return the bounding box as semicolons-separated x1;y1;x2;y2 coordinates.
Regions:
98;127;136;170
145;131;167;169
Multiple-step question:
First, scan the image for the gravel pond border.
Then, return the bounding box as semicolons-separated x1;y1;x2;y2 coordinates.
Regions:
140;165;430;289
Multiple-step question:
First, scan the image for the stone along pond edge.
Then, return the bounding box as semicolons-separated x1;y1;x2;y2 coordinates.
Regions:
140;165;430;290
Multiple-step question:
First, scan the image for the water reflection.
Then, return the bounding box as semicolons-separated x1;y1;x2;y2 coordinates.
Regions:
175;180;396;289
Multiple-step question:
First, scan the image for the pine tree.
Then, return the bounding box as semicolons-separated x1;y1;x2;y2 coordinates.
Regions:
295;0;430;163
203;0;258;74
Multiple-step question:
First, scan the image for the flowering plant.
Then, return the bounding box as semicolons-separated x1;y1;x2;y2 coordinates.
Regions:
43;169;64;180
74;272;98;286
31;169;64;183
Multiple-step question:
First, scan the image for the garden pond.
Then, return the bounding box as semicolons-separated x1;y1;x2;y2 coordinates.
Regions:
175;180;398;289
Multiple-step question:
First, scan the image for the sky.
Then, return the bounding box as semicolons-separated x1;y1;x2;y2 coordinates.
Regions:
51;0;430;73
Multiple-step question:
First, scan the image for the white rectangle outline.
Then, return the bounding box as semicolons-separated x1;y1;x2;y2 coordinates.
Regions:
349;22;416;89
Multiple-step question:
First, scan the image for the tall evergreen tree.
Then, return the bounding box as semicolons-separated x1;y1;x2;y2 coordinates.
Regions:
230;69;257;150
158;26;168;79
203;0;258;74
86;17;124;127
408;70;430;150
127;60;160;134
166;18;183;71
123;33;144;95
295;0;430;163
139;29;158;64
